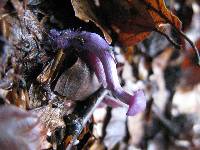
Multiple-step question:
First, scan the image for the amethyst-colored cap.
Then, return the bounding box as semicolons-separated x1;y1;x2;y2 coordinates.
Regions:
50;29;146;116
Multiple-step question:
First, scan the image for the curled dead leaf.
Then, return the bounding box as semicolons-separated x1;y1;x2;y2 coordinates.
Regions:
71;0;112;44
71;0;181;46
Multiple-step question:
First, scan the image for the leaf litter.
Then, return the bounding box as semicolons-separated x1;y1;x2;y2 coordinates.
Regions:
0;0;200;149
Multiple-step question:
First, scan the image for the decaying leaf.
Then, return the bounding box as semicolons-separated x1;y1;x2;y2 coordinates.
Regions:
71;0;181;46
71;0;112;44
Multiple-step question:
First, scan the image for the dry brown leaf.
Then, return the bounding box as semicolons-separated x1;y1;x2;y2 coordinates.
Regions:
71;0;181;46
111;0;182;46
146;0;182;29
71;0;112;44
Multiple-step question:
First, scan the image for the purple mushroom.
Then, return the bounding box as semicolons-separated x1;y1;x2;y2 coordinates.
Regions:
50;29;146;116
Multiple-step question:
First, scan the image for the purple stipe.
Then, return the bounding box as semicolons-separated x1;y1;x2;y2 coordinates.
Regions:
103;95;128;108
50;29;146;116
84;53;107;88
